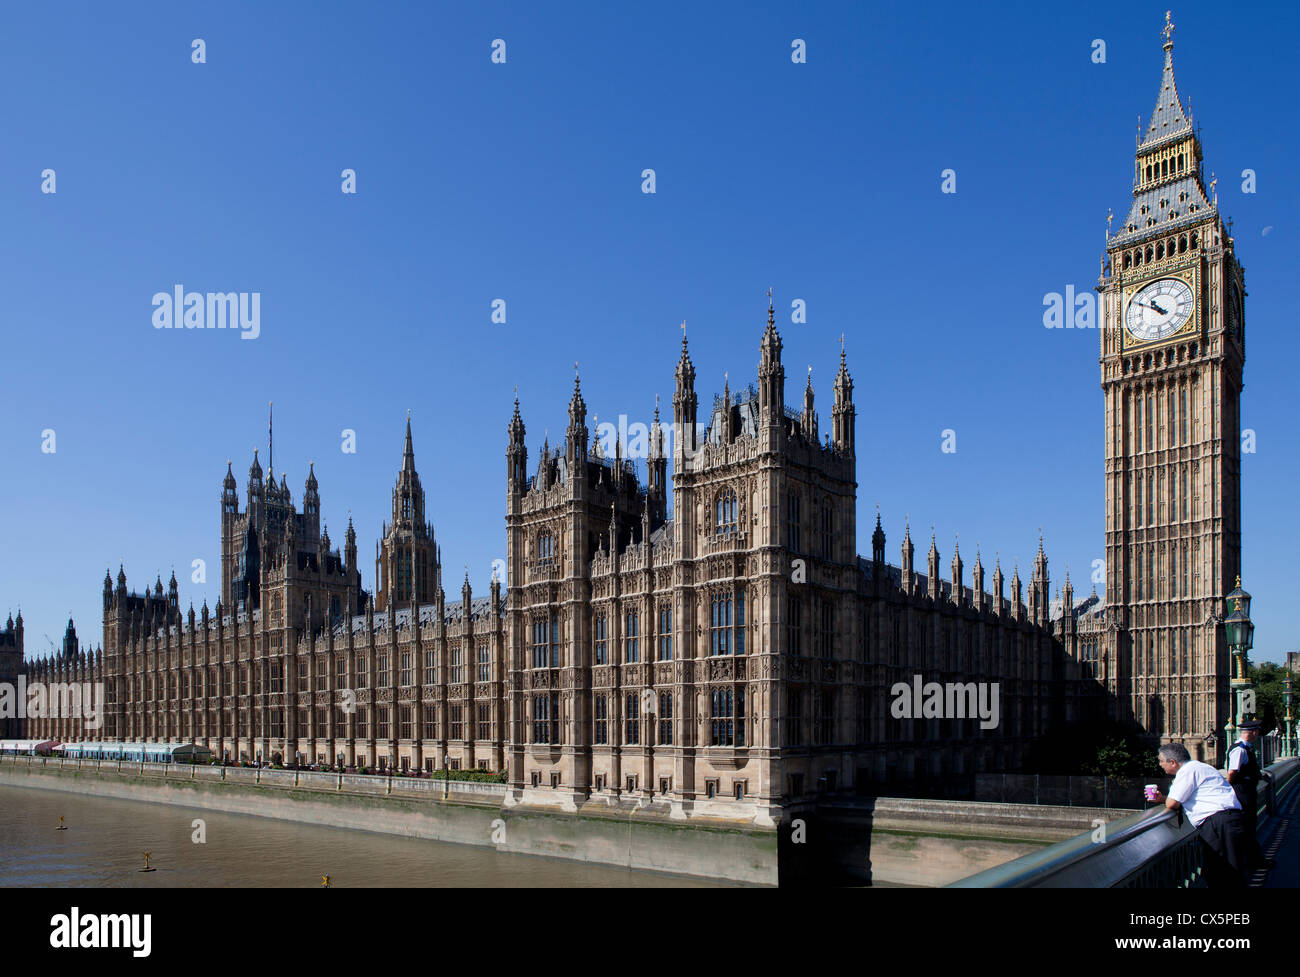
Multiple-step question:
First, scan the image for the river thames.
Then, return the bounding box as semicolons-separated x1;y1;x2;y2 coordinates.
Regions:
0;785;726;887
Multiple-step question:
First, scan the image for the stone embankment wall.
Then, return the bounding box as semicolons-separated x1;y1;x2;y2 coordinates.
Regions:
0;757;1121;886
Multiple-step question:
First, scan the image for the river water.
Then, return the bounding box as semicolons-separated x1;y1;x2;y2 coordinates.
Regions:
0;785;725;887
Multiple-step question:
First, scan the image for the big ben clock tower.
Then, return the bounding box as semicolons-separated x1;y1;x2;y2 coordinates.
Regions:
1098;12;1244;763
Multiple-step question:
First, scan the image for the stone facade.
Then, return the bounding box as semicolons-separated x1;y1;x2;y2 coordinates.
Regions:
15;21;1242;819
0;613;24;739
21;312;1094;825
1091;21;1243;764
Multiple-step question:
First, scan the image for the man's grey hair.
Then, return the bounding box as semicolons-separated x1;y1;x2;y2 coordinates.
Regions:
1159;743;1191;764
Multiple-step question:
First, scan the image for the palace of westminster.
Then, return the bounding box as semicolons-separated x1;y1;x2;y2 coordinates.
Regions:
5;21;1248;823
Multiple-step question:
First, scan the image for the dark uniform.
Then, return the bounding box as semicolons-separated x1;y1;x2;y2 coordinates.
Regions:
1227;732;1265;868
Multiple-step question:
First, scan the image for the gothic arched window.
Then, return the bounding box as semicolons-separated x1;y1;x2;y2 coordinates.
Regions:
537;531;555;566
716;489;738;535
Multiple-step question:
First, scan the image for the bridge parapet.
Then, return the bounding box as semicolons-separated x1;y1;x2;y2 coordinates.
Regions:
949;758;1300;888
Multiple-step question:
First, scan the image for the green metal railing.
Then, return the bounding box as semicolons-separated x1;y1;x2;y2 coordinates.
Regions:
949;758;1300;888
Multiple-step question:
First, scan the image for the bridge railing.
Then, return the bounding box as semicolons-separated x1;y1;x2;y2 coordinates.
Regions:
949;757;1300;888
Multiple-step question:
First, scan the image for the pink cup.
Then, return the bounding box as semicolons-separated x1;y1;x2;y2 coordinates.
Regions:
1144;784;1158;801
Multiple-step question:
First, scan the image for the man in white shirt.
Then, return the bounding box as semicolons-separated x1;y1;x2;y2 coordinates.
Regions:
1150;742;1248;888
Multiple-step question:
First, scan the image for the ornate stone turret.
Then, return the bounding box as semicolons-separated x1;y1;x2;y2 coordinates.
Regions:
377;415;437;612
345;516;358;577
247;449;263;503
567;371;587;469
832;343;855;453
222;461;238;516
508;394;528;492
901;520;915;596
304;462;320;528
951;537;964;609
927;530;940;601
758;294;785;423
673;330;698;457
1030;534;1050;627
648;398;667;521
802;367;817;443
719;374;734;442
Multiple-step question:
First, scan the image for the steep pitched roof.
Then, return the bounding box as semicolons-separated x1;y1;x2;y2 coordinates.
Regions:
1140;41;1193;150
1112;174;1213;245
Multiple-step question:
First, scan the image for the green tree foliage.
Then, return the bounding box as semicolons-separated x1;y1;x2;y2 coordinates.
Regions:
1248;662;1291;732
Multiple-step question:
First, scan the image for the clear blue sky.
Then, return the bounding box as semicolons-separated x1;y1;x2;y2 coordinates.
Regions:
1;1;1295;662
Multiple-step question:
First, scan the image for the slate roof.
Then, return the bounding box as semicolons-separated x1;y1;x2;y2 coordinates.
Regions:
1139;46;1193;151
706;385;761;443
1112;175;1214;246
1049;589;1104;623
649;521;673;547
1111;42;1216;247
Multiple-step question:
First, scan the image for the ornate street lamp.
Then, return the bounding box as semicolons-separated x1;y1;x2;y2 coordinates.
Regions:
1223;577;1255;750
1284;674;1295;758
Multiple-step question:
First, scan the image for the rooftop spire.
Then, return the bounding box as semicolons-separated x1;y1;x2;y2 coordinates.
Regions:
677;326;694;376
1140;10;1191;149
268;401;273;481
761;288;781;355
569;368;586;420
509;387;526;444
402;411;415;472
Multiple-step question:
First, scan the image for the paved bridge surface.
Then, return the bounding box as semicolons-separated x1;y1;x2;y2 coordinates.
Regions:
1258;774;1300;888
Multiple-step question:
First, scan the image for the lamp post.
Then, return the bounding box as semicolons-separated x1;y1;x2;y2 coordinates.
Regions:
1223;576;1255;752
1284;674;1295;758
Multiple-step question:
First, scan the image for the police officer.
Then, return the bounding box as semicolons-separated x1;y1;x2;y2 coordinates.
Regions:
1226;720;1274;870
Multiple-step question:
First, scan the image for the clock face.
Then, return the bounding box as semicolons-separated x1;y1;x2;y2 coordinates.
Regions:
1125;278;1195;343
